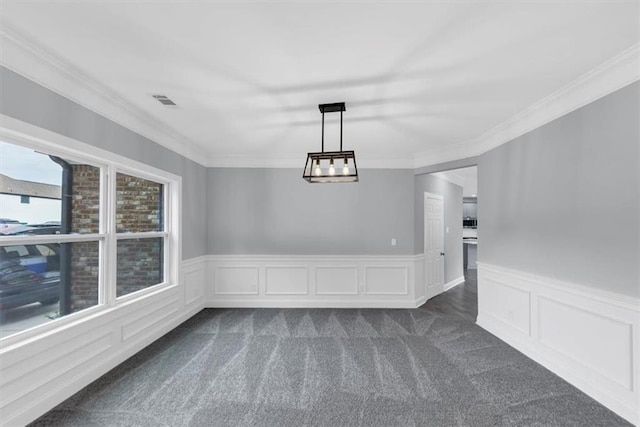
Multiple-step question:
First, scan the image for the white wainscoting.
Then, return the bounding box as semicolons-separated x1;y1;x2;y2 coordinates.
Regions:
0;256;208;426
208;255;422;308
476;262;640;425
414;255;426;306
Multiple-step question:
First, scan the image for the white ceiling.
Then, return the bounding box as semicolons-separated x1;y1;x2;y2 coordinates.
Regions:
1;1;639;168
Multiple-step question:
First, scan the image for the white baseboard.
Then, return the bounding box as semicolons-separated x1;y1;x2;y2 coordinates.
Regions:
414;295;428;308
208;299;420;309
207;254;421;309
476;262;640;426
443;275;465;292
1;257;208;426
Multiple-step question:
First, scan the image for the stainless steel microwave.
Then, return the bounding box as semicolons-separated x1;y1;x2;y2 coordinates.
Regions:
463;218;477;228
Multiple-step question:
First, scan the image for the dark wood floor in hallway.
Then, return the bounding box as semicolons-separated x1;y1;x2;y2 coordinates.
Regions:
422;269;478;323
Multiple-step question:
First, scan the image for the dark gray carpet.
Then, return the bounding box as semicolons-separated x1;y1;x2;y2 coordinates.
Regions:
31;284;630;426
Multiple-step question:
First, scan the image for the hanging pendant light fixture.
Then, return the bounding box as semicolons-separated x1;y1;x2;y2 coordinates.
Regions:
303;102;358;183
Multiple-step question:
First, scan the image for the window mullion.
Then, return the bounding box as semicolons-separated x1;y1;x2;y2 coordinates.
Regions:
0;234;105;246
105;165;118;306
115;231;167;240
163;182;170;286
97;165;108;307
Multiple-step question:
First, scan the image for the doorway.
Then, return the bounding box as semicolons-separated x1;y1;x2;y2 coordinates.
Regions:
421;165;478;306
424;192;444;300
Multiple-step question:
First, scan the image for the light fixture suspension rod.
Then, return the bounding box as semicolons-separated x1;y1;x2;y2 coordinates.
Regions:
321;111;325;153
340;110;343;151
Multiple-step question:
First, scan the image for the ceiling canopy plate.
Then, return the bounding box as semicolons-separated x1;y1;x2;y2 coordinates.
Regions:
318;102;346;114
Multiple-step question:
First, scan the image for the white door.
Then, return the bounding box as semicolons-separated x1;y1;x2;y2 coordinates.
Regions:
424;193;444;300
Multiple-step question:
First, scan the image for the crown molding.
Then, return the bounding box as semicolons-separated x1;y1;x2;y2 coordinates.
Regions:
430;171;465;187
0;25;209;167
1;23;637;171
414;42;640;169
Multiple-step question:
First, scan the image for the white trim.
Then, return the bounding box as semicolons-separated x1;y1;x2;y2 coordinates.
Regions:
105;164;118;306
98;166;108;306
181;255;209;269
0;26;208;167
443;276;465;292
0;114;183;340
0;115;183;288
207;254;422;308
430;171;466;187
0;256;207;426
209;299;421;309
478;262;638;310
0;115;182;184
424;192;443;201
2;25;637;170
414;295;427;307
207;254;418;263
476;262;640;425
0;234;105;245
414;43;640;168
0;103;198;425
115;231;167;240
424;192;445;301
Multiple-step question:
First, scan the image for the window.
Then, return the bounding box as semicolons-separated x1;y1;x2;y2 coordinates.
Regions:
0;138;178;340
115;173;166;297
20;195;30;204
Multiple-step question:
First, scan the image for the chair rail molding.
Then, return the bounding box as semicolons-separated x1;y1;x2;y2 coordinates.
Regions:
476;262;640;425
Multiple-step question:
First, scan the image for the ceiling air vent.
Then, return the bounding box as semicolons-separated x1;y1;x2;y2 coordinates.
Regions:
151;94;177;106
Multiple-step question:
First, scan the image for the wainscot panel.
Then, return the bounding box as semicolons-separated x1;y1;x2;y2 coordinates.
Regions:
0;256;208;426
184;259;207;305
364;267;409;295
214;266;259;295
476;262;640;425
315;267;359;295
208;255;421;308
265;267;309;295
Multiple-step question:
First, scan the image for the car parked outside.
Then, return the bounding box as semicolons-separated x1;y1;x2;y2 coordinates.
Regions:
0;218;22;229
0;225;61;236
0;226;61;314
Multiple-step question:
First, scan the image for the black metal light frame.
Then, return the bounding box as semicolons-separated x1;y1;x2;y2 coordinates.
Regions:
303;102;358;183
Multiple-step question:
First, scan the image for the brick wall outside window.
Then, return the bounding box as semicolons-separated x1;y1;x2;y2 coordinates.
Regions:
69;165;100;311
69;166;163;311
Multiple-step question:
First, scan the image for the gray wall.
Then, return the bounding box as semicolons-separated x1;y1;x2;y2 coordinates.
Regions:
207;168;414;255
414;174;464;283
0;67;208;259
6;65;636;298
478;82;639;298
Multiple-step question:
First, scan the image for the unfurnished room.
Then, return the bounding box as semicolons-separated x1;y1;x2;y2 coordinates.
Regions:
0;1;638;426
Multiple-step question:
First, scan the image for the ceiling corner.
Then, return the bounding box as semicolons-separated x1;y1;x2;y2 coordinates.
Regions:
0;25;210;167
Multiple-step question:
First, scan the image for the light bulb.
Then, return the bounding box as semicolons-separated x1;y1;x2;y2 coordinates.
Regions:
342;159;349;175
314;161;321;176
329;159;335;176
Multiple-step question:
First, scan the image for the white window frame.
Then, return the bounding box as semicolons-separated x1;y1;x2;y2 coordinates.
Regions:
0;115;182;345
112;167;172;302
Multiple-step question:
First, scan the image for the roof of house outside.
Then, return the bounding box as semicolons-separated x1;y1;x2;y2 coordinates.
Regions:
0;174;61;200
